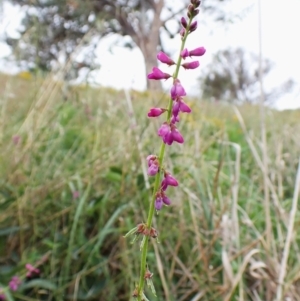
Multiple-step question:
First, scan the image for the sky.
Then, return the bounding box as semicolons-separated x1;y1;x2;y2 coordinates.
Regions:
0;0;300;110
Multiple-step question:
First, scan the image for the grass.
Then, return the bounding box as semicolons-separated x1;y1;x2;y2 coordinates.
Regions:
0;72;300;300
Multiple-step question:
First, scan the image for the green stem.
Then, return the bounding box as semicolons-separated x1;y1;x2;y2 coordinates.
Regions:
137;17;193;300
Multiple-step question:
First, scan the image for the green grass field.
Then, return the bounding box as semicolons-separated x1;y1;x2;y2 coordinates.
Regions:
1;72;300;301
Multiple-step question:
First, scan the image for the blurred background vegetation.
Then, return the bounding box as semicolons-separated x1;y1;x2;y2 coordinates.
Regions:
0;0;300;301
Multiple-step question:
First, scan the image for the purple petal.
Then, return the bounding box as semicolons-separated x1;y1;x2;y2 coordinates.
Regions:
161;179;168;190
181;48;189;59
181;17;187;28
148;164;159;176
162;195;171;205
157;51;175;66
189;47;206;57
165;174;179;186
181;61;200;70
163;131;173;145
189;21;197;32
155;197;163;210
148;107;165;117
172;129;184;144
172;102;180;119
171;115;180;124
179;100;191;113
171;79;186;100
148;67;171;80
158;123;169;137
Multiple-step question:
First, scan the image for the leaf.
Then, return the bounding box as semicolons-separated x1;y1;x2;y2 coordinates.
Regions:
20;279;57;291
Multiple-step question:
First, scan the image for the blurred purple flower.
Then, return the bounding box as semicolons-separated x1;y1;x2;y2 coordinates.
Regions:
12;135;21;145
189;21;198;32
73;191;80;199
9;276;21;291
171;79;186;100
161;173;179;190
158;123;184;145
147;108;166;117
181;61;199;70
188;47;206;57
147;155;159;176
155;195;163;210
181;17;187;28
172;99;191;119
155;191;172;210
25;263;40;278
181;48;189;59
157;52;175;66
148;67;171;80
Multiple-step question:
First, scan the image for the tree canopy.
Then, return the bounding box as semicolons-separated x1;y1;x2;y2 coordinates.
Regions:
200;48;294;103
5;0;230;89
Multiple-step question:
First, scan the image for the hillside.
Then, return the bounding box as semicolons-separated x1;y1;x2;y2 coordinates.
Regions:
0;72;300;301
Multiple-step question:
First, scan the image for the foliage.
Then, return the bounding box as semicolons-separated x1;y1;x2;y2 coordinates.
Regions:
5;0;229;88
200;47;294;103
1;73;300;300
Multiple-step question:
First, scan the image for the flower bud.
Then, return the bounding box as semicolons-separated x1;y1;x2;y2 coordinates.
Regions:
181;61;200;70
193;9;199;17
181;17;187;28
191;0;201;7
189;47;206;57
180;48;189;59
157;51;175;66
171;79;186;100
147;67;171;80
147;108;167;117
189;20;197;32
179;28;185;38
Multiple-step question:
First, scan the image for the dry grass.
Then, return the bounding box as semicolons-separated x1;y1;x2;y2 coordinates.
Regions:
0;72;300;300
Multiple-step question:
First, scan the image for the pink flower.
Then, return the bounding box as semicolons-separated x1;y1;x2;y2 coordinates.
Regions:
72;191;80;199
155;190;172;210
172;99;191;119
161;172;179;190
9;276;21;291
155;195;163;210
180;48;189;59
171;115;180;124
162;194;171;205
171;79;186;100
181;17;187;28
181;61;200;70
157;51;175;66
189;47;206;57
147;155;159;176
12;135;21;145
189;20;197;32
26;263;40;278
147;108;167;117
158;122;169;137
148;164;159;176
147;155;156;165
147;67;171;80
158;123;184;145
179;28;185;38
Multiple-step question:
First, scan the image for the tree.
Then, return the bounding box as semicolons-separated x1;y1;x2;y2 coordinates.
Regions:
5;0;230;90
200;47;294;103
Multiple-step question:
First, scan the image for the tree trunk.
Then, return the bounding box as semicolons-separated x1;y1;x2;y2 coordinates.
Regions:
135;0;164;91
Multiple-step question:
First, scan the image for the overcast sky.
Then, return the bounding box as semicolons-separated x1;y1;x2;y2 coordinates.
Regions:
0;0;299;110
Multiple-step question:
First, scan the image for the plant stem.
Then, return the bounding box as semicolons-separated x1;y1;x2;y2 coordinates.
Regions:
137;18;193;300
